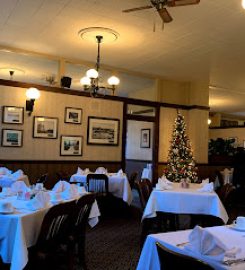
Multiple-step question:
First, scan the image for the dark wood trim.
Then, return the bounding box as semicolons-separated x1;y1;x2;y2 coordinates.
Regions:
121;102;127;171
126;159;152;163
126;114;156;122
0;79;210;111
158;162;209;166
152;106;160;182
131;108;154;115
209;126;245;129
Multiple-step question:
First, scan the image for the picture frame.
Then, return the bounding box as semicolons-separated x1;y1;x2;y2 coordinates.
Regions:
60;135;83;156
140;129;151;148
33;116;58;139
87;116;120;146
1;129;23;147
2;106;24;124
64;107;82;124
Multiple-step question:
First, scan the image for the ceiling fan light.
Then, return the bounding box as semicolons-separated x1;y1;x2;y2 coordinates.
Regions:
108;76;120;86
86;68;98;79
80;76;91;86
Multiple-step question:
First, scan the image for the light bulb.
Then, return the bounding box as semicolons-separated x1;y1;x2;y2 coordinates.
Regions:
26;88;40;100
242;0;245;9
86;69;98;79
80;76;91;86
108;76;120;86
208;119;212;125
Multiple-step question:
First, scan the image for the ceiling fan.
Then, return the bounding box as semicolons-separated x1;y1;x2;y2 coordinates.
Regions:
122;0;200;24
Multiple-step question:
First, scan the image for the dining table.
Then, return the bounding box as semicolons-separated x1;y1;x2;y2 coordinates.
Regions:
0;190;100;270
0;174;30;188
142;182;229;224
70;172;133;205
137;225;245;270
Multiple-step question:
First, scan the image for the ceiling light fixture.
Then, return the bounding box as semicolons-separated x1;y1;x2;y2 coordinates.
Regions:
242;0;245;9
79;27;120;97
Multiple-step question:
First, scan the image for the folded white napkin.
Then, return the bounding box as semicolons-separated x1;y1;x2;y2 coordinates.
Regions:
60;184;79;200
221;168;234;184
77;167;85;175
84;168;90;174
117;169;124;176
156;177;173;190
95;167;107;174
52;180;71;192
0;167;12;175
26;191;50;211
11;181;30;194
197;182;214;193
201;178;209;186
11;169;24;180
184;226;240;262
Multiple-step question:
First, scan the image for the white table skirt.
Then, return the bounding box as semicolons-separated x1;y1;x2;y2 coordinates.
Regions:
142;183;228;223
0;175;30;188
70;173;133;205
137;225;245;270
0;193;100;270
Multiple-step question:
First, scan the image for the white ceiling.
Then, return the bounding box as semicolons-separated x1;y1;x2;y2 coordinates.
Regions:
1;0;245;116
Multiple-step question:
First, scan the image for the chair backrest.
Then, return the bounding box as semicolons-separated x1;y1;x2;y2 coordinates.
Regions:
156;242;214;270
36;200;76;246
36;173;48;184
73;193;96;233
129;171;138;189
135;178;152;209
56;171;70;181
86;173;109;195
217;183;235;206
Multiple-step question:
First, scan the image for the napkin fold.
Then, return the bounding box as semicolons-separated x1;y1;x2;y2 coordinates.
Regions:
197;182;214;193
184;226;240;262
95;167;107;174
26;191;50;211
11;181;30;194
0;167;12;175
201;178;209;186
77;167;90;175
156;176;173;190
52;180;71;192
11;169;24;180
60;184;79;200
117;169;124;176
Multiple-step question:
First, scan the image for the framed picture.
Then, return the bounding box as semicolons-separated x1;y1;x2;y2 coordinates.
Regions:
65;107;82;124
60;135;83;156
33;116;58;139
1;129;23;147
2;106;24;124
87;116;120;146
140;129;151;148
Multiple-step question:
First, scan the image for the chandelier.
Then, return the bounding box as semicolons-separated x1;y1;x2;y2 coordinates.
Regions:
79;28;120;97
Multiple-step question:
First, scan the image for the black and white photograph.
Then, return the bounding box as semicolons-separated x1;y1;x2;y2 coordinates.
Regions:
33;116;58;139
87;116;120;146
2;106;24;124
140;129;151;148
1;129;23;147
65;107;82;124
60;135;83;156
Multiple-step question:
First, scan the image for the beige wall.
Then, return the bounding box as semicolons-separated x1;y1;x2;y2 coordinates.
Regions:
209;127;245;148
0;85;123;161
126;120;153;161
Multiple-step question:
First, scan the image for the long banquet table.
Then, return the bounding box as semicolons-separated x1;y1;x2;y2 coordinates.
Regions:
70;173;133;205
142;183;229;224
0;192;100;270
137;225;245;270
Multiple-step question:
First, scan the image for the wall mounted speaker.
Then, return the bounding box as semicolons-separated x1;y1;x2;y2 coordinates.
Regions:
61;76;72;88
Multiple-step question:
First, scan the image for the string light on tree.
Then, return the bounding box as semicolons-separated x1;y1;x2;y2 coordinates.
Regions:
163;111;198;183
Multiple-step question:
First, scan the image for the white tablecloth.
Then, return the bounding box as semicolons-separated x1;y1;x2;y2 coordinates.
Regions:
70;173;133;205
142;183;228;223
0;175;30;188
0;192;100;270
137;225;245;270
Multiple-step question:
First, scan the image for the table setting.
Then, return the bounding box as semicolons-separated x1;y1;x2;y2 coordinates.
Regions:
70;167;133;204
0;180;100;270
0;167;30;188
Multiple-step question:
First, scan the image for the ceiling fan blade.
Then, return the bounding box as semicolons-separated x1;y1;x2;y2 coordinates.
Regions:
157;8;173;23
122;5;153;13
167;0;200;7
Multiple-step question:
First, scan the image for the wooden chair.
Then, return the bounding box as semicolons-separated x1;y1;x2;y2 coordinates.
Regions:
156;241;214;270
26;200;76;270
70;193;96;270
135;178;152;210
128;171;138;189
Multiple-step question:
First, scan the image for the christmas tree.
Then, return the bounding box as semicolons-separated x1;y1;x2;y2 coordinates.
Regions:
164;111;198;182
